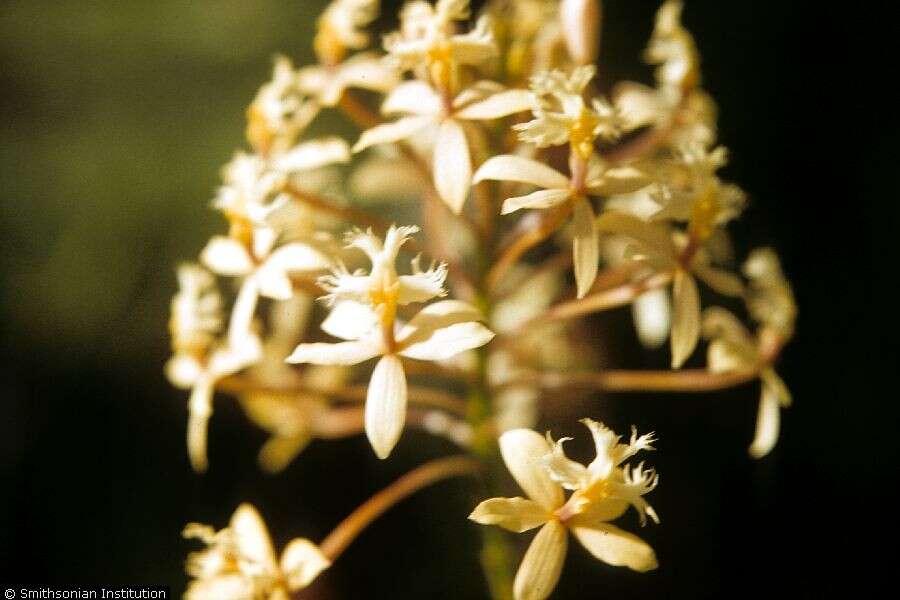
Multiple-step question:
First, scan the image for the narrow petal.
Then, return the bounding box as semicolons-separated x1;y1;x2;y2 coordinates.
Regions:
382;80;442;116
264;242;332;273
352;116;433;152
286;341;380;365
433;119;472;213
397;300;484;345
227;279;260;346
399;321;495;361
280;538;331;590
258;433;313;474
748;385;780;459
200;236;253;276
500;430;565;510
187;378;214;473
469;497;551;533
230;503;278;571
694;263;745;297
365;355;407;459
513;520;568;600
570;522;658;572
455;89;533;120
670;270;700;368
586;166;651;196
572;198;599;298
595;211;677;263
320;300;379;341
166;354;202;389
473;155;569;190
501;189;572;215
273;137;350;172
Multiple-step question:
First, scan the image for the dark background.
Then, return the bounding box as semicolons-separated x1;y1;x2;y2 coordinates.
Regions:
1;1;895;597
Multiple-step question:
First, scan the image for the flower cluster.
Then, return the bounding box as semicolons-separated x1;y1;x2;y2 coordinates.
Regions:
166;1;796;598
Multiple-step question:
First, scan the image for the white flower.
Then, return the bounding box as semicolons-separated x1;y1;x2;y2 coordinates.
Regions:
644;0;700;91
474;153;648;297
166;265;263;472
245;56;320;154
743;248;796;340
183;503;330;599
298;52;400;106
702;307;792;458
470;420;659;600
353;81;532;212
286;225;494;458
514;66;621;159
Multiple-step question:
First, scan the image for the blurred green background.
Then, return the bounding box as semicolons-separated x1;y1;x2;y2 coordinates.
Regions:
1;1;895;597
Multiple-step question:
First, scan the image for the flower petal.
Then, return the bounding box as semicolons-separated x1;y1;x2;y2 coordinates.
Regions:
352;116;434;152
513;520;568;600
469;497;551;533
200;236;253;276
272;137;350;172
321;300;379;341
433;119;472;213
399;322;495;361
694;263;744;297
382;80;443;116
500;429;565;510
286;341;380;365
226;279;260;346
595;211;677;263
586;166;651;196
473;155;569;190
280;538;331;590
670;270;700;368
187;377;214;473
397;300;484;344
230;503;278;571
632;287;671;349
455;89;533;120
572;197;599;298
569;521;658;572
501;189;572;215
166;354;202;388
365;355;407;459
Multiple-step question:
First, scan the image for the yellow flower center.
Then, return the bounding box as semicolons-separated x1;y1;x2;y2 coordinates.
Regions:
368;273;400;352
314;21;347;67
569;108;599;160
427;43;455;95
687;183;720;242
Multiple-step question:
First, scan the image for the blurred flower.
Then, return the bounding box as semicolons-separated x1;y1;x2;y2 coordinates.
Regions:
644;0;699;92
245;56;320;155
183;503;330;599
470;420;659;600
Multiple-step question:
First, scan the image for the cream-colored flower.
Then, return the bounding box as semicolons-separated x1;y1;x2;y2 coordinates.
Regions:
384;0;496;92
470;420;659;600
644;0;700;91
286;225;494;458
488;0;559;82
245;56;320;155
353;80;532;212
743;248;796;340
514;65;621;160
314;0;379;62
474;153;648;297
183;503;330;599
559;0;601;65
298;52;400;107
201;203;332;345
702;306;792;458
651;143;746;243
595;211;744;367
166;264;263;473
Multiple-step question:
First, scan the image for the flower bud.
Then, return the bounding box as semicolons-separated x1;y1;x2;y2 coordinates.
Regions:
560;0;601;65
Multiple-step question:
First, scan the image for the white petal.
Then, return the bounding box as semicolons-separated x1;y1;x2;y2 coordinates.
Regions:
454;89;533;120
433;119;472;214
501;189;572;215
632;287;671;349
336;54;400;97
670;270;700;368
570;522;658;572
166;354;202;388
321;300;379;341
280;538;331;590
513;520;568;600
187;377;214;473
263;242;331;274
365;355;408;459
272;137;350;172
226;279;260;346
586;166;651;196
286;341;380;365
748;385;781;459
382;80;442;116
473;155;569;190
200;236;253;276
694;263;745;297
469;497;551;533
572;197;599;298
595;211;677;263
398;321;495;361
352;116;434;152
499;429;565;510
397;300;483;340
230;503;278;571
